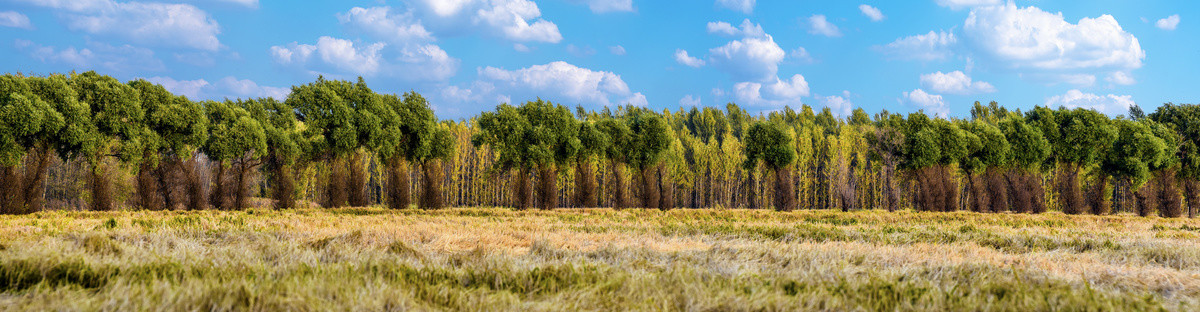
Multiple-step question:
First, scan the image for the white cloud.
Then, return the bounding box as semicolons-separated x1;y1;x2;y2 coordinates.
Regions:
338;7;434;44
859;5;884;22
680;95;701;106
145;76;288;100
963;3;1144;72
674;49;706;67
819;92;853;117
877;30;956;61
408;0;562;43
1044;89;1135;116
464;61;646;108
21;0;222;51
903;89;948;117
1156;14;1180;30
807;15;842;37
789;47;813;63
567;0;634;13
270;36;458;81
733;74;809;107
1106;71;1135;86
513;43;531;52
919;71;996;95
936;0;1000;10
15;39;165;72
708;35;786;81
707;19;765;38
609;45;626;55
0;11;32;29
716;0;754;14
193;0;257;9
567;44;596;57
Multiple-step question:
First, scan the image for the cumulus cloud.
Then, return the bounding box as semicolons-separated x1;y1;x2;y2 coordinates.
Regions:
1044;89;1135;116
733;74;810;107
15;39;165;72
0;11;32;29
819;92;854;117
707;19;765;38
708;35;786;81
790;47;813;63
145;76;289;100
407;0;562;43
1156;14;1180;30
859;5;884;22
936;0;1000;10
877;30;956;61
903;89;948;117
674;49;706;67
20;0;222;51
338;6;434;43
680;95;702;106
1106;71;1136;86
963;3;1144;72
715;0;754;14
566;0;634;13
269;36;458;81
448;61;646;108
807;15;842;37
610;45;626;55
919;71;996;95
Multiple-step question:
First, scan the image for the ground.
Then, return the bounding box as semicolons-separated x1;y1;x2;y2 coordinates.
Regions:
1;207;1198;311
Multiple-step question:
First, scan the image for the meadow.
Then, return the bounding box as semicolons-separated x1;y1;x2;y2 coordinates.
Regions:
1;207;1199;311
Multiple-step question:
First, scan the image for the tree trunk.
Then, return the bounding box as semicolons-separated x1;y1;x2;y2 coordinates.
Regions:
515;167;533;210
387;157;410;210
1058;163;1085;214
1005;170;1031;213
573;158;597;208
137;158;161;211
538;163;557;210
611;161;627;210
183;155;205;211
272;160;295;210
348;151;368;207
420;159;445;210
0;165;24;214
156;156;178;210
1134;179;1157;217
1184;179;1199;218
90;162;114;211
21;146;53;213
234;158;253;210
1088;174;1111;215
210;161;227;210
326;157;349;208
1156;170;1183;218
658;163;673;211
774;167;796;212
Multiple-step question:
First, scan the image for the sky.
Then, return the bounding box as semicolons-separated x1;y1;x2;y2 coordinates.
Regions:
1;0;1196;119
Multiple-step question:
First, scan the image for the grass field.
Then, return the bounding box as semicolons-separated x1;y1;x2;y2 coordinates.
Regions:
1;207;1199;311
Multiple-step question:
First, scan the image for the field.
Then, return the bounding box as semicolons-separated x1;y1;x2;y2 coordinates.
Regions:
2;208;1199;311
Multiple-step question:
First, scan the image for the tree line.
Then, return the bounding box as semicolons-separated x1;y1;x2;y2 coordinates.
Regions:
1;72;1197;218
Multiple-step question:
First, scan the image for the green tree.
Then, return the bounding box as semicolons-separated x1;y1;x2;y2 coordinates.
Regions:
128;80;209;211
573;120;608;207
22;75;93;213
1149;103;1200;217
1101;119;1170;216
1035;108;1116;214
0;75;64;214
286;77;368;207
241;97;301;209
473;99;579;210
625;108;671;209
744;121;797;211
69;71;145;211
960;120;1010;213
596;117;633;209
377;92;447;209
999;115;1051;213
202;100;267;210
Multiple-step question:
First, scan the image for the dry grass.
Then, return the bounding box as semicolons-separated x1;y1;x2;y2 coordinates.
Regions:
1;207;1199;311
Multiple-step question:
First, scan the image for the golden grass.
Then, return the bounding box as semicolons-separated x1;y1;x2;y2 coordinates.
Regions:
1;207;1198;311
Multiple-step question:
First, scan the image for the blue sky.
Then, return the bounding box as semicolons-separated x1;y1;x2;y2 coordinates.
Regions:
1;0;1195;119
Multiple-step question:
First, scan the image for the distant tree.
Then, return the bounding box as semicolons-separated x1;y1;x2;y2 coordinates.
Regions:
473;99;580;210
573;120;608;207
626;108;671;209
1149;103;1200;218
22;75;92;213
378;92;451;210
867;111;904;212
960;120;1010;213
128;79;208;211
1101;119;1170;216
744;121;797;211
1030;107;1116;214
69;71;146;211
286;77;364;207
0;75;64;214
202;100;266;210
999;116;1051;213
596;117;633;209
240;97;301;210
902;112;967;212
